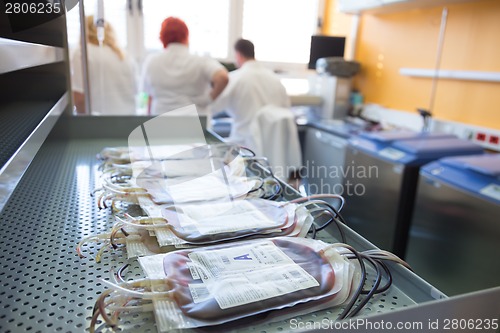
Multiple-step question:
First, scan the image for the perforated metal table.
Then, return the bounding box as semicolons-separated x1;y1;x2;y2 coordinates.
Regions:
0;117;446;333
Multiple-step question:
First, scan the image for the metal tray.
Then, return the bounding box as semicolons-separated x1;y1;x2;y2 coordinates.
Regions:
0;117;446;333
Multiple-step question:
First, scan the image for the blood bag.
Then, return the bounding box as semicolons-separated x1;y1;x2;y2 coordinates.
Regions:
161;200;288;240
135;174;259;204
131;155;247;179
95;142;281;209
98;143;251;165
136;237;354;330
121;197;313;247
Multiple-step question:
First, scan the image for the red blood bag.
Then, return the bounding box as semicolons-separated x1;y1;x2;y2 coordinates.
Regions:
125;198;311;248
138;237;353;330
158;199;290;243
135;173;258;205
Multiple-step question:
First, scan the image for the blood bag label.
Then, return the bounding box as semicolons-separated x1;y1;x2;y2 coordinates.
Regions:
187;265;319;308
187;241;295;281
188;284;212;304
178;200;270;223
183;211;280;235
213;266;319;309
165;175;256;203
379;147;406;161
187;262;201;280
173;200;284;235
479;184;500;201
185;241;319;308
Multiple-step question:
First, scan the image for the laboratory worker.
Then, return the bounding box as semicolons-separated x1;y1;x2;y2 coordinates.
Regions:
212;39;290;146
71;16;137;115
141;17;228;116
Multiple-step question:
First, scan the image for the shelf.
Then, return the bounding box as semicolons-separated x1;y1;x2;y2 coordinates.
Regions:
0;37;65;74
0;10;67;47
338;0;476;14
0;116;448;333
400;68;500;83
0;93;68;212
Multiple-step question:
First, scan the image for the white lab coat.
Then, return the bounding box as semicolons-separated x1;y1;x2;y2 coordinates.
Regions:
71;44;137;115
212;60;290;149
251;105;303;179
141;43;224;116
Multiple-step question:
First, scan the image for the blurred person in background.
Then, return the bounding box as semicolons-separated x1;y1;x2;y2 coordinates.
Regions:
212;39;301;183
212;38;290;147
71;16;137;115
141;17;228;116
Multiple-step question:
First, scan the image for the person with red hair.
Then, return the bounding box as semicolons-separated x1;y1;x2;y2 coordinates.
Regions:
141;17;228;115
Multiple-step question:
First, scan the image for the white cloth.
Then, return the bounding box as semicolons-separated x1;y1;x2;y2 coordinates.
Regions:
141;43;224;116
211;60;290;148
250;105;302;179
71;44;137;115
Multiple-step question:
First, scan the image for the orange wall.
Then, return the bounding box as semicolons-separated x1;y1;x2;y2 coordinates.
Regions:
324;0;500;129
322;0;353;58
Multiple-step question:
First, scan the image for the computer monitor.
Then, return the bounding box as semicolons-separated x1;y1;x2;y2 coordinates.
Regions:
308;35;346;69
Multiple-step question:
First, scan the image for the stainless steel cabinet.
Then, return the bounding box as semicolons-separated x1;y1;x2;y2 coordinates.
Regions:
406;156;500;296
303;127;349;207
342;147;412;253
341;135;482;257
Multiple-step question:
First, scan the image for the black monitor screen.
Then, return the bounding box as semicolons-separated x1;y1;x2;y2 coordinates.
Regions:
308;35;346;69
